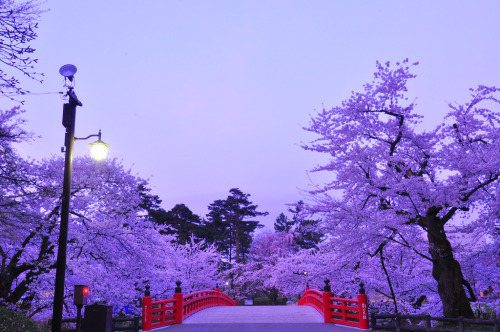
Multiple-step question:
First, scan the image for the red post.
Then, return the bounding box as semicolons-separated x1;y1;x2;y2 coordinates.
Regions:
322;291;332;323
358;293;369;329
174;293;184;324
215;287;220;306
142;296;152;331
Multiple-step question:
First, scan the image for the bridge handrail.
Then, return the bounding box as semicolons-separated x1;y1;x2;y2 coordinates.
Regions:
183;288;236;319
298;281;369;330
142;284;236;331
298;288;324;314
142;297;177;330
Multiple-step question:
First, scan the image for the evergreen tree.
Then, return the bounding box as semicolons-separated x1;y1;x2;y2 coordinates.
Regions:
274;213;294;232
273;201;323;250
295;218;322;250
138;184;163;219
289;201;322;250
138;187;203;244
162;204;204;244
205;188;267;265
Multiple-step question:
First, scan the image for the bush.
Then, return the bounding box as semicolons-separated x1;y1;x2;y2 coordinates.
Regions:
0;307;49;332
249;297;288;306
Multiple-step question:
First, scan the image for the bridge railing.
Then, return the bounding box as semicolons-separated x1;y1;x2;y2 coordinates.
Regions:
142;282;236;331
298;288;324;314
183;288;236;319
298;279;369;330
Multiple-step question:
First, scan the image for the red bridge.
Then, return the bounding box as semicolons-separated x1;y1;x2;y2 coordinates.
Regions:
298;279;369;329
142;280;369;331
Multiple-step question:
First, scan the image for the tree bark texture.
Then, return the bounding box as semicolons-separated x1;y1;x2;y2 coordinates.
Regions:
425;213;474;318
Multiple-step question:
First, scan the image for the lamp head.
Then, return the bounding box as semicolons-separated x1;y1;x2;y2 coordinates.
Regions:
59;64;77;82
90;132;109;161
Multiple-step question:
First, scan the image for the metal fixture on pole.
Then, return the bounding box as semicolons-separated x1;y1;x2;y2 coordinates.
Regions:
51;65;108;332
74;285;89;332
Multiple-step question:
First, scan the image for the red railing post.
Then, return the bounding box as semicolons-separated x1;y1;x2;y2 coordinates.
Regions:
322;291;332;323
174;292;183;323
174;281;184;324
142;286;152;331
358;283;369;330
323;279;332;323
215;286;220;306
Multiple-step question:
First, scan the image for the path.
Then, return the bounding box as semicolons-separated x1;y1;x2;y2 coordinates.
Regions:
150;306;361;332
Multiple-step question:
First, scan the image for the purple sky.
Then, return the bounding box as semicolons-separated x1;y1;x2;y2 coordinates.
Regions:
5;0;500;229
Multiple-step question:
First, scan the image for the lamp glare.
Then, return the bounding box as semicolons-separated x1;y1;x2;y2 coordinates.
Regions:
90;140;109;161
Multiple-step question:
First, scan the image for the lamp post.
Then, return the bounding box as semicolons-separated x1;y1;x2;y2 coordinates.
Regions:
52;65;108;332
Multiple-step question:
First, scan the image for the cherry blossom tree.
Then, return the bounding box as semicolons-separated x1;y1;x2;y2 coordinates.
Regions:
0;0;45;99
0;108;220;319
302;59;499;318
0;106;40;308
5;156;221;319
230;230;304;303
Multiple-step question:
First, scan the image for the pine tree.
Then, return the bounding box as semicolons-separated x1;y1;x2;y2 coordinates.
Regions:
273;201;323;250
205;188;267;265
274;213;294;232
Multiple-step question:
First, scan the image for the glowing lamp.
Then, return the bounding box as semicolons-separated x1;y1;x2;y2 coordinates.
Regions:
74;285;89;306
90;139;109;161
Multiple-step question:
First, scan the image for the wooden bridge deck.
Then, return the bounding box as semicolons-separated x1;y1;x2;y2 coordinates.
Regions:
150;305;361;331
184;305;323;323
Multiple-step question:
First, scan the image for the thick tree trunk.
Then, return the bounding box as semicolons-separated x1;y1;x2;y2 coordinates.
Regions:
0;272;13;301
426;215;474;318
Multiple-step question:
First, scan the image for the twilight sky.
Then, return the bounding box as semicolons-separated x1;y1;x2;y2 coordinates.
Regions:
4;0;500;229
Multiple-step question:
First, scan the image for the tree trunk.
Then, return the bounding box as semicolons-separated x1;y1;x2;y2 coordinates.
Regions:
426;214;474;318
235;216;241;263
0;272;13;301
269;287;278;305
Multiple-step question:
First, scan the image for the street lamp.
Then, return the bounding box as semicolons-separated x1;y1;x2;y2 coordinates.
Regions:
52;64;109;332
89;131;109;161
76;130;109;161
